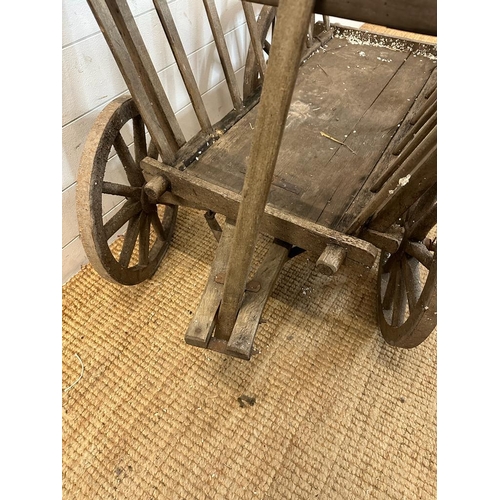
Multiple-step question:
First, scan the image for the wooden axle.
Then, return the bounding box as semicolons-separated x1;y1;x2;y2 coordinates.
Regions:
315;245;347;276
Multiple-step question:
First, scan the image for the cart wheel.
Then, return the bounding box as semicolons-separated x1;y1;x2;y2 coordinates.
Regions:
243;6;276;99
77;95;177;285
377;185;437;348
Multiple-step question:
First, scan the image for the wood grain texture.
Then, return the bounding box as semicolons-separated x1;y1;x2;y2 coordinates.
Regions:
217;0;316;340
226;240;291;358
141;156;378;266
202;0;243;111
187;42;436;233
184;219;236;347
153;0;212;131
106;0;186;147
247;0;437;35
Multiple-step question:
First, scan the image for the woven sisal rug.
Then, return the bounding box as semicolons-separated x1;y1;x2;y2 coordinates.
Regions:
62;205;437;499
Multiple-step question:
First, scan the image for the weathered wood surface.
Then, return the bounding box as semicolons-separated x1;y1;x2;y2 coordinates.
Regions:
242;1;267;81
316;244;347;276
105;0;185;147
368;141;437;232
86;0;179;164
348;125;437;234
141;156;378;266
247;0;437;35
184;219;236;348
187;42;436;233
226;240;291;358
216;0;315;341
340;67;436;232
202;0;243;111
153;0;212;131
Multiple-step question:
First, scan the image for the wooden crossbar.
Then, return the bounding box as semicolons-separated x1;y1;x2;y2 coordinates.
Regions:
226;240;291;359
246;0;437;36
185;220;236;348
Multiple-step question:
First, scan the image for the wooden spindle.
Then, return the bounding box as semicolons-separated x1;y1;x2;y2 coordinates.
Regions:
371;114;436;193
202;0;244;111
306;14;315;47
368;143;437;232
242;1;267;80
350;126;437;234
87;0;176;163
105;0;186;149
410;89;437;125
153;0;212;132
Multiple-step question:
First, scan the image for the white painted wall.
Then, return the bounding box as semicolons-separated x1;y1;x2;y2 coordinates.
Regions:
62;0;361;284
62;0;256;284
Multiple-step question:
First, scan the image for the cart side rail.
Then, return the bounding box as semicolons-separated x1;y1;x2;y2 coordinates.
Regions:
86;0;337;167
248;0;437;36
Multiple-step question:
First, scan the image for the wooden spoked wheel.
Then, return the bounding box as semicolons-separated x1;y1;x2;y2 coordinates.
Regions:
77;95;177;285
243;6;276;99
377;185;437;348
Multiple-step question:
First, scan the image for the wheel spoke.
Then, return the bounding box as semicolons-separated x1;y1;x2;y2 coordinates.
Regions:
406;241;434;269
263;39;271;55
147;139;159;160
382;262;399;310
113;132;145;187
103;200;142;240
150;210;166;241
138;212;151;266
391;262;406;326
402;255;422;313
102;181;141;199
409;202;437;242
133;115;147;164
119;214;141;267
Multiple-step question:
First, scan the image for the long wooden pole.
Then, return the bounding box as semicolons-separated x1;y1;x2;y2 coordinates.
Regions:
216;0;315;340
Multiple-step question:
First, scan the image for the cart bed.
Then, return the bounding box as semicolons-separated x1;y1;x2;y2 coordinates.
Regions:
187;38;436;233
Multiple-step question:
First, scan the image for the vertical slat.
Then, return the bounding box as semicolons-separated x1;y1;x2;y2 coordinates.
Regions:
106;0;186;149
153;0;212;131
349;126;437;234
202;0;244;111
393;109;437;156
306;14;315;47
216;0;315;340
323;14;331;30
86;0;176;163
242;1;267;80
371;112;437;192
368;144;437;232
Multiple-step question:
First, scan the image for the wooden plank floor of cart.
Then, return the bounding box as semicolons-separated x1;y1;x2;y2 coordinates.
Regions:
186;37;437;234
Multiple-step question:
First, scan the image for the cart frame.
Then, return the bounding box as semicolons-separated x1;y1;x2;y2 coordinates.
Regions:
77;0;437;359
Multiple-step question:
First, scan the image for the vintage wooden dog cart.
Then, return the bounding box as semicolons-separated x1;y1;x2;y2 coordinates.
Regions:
76;0;437;359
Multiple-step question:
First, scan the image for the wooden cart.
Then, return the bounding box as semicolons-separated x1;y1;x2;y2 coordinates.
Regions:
76;0;437;360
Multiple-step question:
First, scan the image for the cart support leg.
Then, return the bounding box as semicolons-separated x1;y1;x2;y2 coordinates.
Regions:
216;0;315;340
